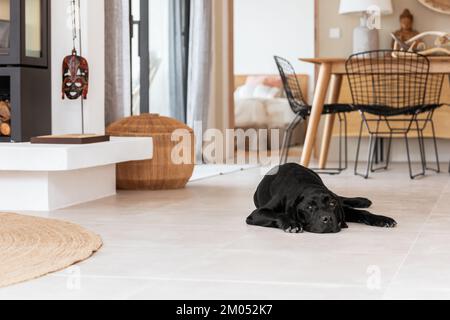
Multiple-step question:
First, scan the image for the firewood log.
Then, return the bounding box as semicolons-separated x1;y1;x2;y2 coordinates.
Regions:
0;101;11;122
0;122;11;136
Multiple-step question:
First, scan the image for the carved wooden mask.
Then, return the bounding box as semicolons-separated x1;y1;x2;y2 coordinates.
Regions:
62;49;89;100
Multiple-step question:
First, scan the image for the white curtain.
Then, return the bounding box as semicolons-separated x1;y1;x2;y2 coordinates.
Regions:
104;0;131;126
187;0;213;161
187;0;234;163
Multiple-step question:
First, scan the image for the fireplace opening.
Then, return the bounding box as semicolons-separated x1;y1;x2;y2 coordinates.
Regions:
0;76;11;141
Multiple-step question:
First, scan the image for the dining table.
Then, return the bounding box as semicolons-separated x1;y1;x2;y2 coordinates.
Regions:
299;56;450;169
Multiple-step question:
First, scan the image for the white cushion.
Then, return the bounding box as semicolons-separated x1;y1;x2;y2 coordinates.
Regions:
253;85;281;99
234;98;269;128
234;97;298;129
234;84;281;100
265;98;297;128
234;85;257;100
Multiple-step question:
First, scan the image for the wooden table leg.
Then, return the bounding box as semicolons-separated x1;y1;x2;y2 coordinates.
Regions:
319;74;343;169
301;63;332;167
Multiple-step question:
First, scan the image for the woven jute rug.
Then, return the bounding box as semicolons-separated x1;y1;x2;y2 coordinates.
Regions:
0;213;102;288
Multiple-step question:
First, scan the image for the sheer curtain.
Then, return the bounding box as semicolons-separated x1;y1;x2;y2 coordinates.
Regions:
169;0;190;122
104;0;131;126
186;0;235;163
186;0;212;130
186;0;213;161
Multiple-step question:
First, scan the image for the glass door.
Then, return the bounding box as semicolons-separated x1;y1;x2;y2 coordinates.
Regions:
21;0;48;66
130;0;171;116
0;0;11;56
130;0;148;115
24;0;42;58
0;0;48;66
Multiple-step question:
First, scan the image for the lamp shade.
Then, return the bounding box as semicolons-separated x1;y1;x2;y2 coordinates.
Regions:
339;0;393;15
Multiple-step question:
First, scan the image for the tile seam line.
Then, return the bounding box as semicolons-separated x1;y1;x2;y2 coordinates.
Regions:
383;178;450;299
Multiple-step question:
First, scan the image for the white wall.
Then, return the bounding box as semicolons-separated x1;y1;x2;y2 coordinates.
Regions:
318;0;450;163
318;0;450;57
234;0;315;101
51;0;105;135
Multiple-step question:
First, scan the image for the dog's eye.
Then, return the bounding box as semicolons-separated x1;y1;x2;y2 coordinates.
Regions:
330;201;337;208
307;205;314;211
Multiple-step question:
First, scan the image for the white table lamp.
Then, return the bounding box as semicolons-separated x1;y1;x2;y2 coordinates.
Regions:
339;0;393;53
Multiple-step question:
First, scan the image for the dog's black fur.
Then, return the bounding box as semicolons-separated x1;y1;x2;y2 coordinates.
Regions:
246;163;397;234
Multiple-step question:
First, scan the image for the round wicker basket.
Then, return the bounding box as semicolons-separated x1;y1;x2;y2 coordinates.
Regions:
107;114;195;190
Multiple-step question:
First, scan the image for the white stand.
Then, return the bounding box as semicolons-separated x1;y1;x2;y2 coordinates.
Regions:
0;137;153;211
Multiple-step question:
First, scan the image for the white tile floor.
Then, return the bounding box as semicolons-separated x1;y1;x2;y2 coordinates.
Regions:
0;163;449;300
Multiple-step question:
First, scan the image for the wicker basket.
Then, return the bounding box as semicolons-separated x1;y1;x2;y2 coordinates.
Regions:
107;114;195;190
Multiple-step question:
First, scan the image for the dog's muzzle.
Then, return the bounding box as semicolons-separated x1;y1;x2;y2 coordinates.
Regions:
308;213;341;234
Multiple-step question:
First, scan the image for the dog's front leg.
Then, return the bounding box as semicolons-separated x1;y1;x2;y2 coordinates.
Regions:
246;209;303;233
344;207;397;228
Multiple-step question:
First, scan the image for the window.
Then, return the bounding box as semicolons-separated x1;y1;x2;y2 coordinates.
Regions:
25;0;42;58
0;0;10;55
130;0;171;116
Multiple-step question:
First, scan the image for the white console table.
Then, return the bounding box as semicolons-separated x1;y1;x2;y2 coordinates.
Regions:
0;137;153;211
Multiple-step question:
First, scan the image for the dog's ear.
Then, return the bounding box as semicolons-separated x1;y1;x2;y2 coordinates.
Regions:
285;195;305;217
338;202;349;229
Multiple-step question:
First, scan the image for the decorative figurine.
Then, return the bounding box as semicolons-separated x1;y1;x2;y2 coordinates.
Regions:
392;9;421;50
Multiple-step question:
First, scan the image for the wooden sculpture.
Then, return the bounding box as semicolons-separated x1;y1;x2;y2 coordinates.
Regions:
393;9;421;48
62;49;89;100
392;31;450;56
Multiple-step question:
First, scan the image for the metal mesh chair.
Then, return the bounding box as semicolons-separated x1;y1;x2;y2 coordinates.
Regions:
415;73;446;173
346;50;438;179
274;56;354;173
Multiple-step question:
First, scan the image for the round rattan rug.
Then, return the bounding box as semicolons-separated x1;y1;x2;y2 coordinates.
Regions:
0;213;102;288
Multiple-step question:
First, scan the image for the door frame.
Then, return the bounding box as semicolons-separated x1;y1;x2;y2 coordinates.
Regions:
229;0;319;128
129;0;150;114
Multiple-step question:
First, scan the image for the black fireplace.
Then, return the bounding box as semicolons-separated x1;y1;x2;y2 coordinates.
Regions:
0;0;51;142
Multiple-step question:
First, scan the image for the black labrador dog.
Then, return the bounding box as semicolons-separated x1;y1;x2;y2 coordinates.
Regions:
246;163;397;234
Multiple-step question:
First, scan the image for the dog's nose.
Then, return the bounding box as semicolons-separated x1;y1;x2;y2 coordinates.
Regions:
322;216;332;224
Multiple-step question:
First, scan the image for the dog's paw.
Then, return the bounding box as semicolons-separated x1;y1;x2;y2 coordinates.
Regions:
283;224;304;234
373;216;397;228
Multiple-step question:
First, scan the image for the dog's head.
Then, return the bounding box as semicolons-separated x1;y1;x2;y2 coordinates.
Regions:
289;187;347;234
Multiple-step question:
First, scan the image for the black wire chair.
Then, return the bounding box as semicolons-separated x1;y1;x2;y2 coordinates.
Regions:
274;56;354;174
415;73;446;174
346;50;440;180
